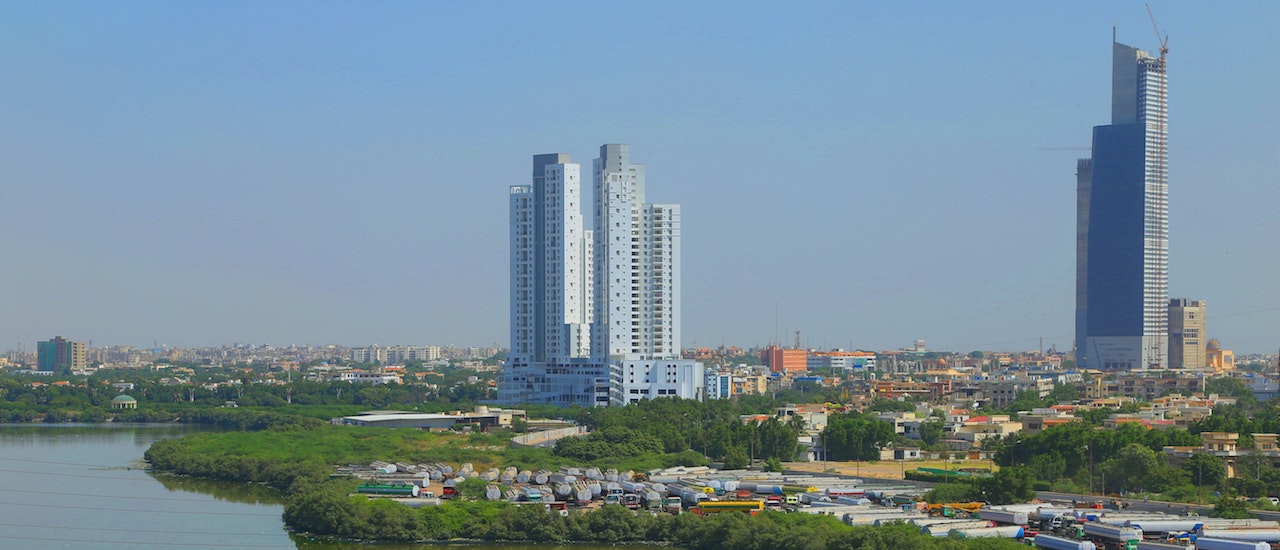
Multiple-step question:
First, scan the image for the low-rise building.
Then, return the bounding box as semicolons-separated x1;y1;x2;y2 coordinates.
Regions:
953;415;1021;449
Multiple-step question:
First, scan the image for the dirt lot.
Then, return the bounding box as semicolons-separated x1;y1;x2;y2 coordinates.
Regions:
784;459;998;480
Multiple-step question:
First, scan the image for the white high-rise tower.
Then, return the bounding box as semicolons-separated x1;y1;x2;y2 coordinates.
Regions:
592;144;681;362
502;154;606;405
500;145;702;406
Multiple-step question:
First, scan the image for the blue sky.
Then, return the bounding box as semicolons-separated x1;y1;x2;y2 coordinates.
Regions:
2;1;1277;354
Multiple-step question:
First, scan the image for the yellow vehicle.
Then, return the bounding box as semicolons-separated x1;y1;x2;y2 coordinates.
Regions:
926;502;985;516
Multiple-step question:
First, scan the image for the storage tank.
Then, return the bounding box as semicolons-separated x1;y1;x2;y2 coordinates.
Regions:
538;486;556;503
357;484;419;497
949;526;1024;538
1081;522;1141;542
920;521;994;537
585;467;602;480
978;509;1029;525
482;468;500;482
1193;538;1271;550
516;470;531;484
754;484;783;495
574;483;593;503
549;473;577;485
1135;541;1192;550
1034;507;1072;520
485;484;502;501
534;470;550;485
619;480;646;493
1200;520;1280;529
458;463;474;476
1197;530;1280;543
588;481;602;497
500;467;517;483
1123;520;1203;534
370;461;397;474
1032;533;1097;550
642;490;662;508
555;483;573;497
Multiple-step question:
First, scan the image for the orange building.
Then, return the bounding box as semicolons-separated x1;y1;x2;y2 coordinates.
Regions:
1206;339;1235;372
761;345;807;374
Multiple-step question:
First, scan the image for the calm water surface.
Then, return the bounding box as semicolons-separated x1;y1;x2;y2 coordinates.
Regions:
0;424;632;550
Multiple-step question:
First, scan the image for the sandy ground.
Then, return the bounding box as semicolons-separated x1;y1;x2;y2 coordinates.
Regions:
783;459;998;481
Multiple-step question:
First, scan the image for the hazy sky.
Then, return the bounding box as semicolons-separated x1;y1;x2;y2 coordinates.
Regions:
2;1;1277;354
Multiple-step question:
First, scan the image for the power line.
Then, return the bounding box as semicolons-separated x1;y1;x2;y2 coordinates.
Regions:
0;535;292;549
0;500;278;517
0;487;253;503
0;521;282;538
0;466;154;481
0;455;140;469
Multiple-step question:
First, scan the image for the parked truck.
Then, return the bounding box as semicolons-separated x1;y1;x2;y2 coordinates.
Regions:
1080;522;1141;550
1033;533;1098;550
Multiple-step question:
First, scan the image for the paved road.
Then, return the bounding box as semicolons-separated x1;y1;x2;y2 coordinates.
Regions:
1037;491;1280;521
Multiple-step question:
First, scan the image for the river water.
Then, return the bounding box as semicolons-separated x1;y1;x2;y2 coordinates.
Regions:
0;424;631;550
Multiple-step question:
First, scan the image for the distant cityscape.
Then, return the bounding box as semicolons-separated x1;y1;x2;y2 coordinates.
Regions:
3;37;1276;409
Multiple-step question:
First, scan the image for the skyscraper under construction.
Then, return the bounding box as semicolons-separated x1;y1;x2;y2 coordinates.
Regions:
1076;34;1169;371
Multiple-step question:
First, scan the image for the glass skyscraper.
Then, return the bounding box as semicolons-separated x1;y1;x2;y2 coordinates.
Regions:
1076;37;1169;370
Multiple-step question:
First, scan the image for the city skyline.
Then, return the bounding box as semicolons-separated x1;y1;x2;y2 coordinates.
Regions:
2;3;1277;354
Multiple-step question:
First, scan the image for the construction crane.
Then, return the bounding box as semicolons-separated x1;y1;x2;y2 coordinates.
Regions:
1146;4;1169;63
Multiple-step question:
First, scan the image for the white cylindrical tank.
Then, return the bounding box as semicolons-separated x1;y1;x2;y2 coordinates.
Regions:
1032;533;1097;550
949;526;1024;538
920;521;993;537
1123;520;1203;534
1197;530;1280;543
1193;538;1271;550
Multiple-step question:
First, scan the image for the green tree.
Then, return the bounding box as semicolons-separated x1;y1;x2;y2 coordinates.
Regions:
454;477;490;500
1100;443;1162;494
722;446;749;469
821;413;895;461
1027;452;1066;482
981;466;1038;505
1185;453;1228;488
918;420;945;447
1212;497;1253;519
923;482;982;504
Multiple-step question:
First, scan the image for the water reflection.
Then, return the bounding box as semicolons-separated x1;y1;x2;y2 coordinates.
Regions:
151;472;285;505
